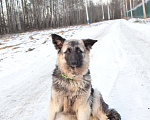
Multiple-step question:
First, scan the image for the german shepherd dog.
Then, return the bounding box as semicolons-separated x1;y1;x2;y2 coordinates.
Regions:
48;34;121;120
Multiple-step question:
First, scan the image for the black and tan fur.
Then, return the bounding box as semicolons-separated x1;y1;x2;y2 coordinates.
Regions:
48;34;121;120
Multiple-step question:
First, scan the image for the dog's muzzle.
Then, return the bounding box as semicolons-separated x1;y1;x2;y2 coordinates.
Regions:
70;59;78;68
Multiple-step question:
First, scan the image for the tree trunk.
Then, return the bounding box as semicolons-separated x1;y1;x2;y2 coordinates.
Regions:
0;0;7;34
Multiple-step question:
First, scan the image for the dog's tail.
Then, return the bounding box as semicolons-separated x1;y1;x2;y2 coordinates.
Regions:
106;109;121;120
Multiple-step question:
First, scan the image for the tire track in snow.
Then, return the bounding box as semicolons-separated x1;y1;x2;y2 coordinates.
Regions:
106;20;150;120
90;21;123;99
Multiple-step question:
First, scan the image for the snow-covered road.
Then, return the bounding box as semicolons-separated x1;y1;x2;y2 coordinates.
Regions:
91;20;150;120
0;19;150;120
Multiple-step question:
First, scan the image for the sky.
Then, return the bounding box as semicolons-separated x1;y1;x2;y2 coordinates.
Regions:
92;0;111;4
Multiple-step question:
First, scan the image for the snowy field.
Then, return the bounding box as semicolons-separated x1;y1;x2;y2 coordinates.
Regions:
0;19;150;120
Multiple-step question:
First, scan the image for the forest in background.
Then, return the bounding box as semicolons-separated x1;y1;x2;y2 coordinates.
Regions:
0;0;142;35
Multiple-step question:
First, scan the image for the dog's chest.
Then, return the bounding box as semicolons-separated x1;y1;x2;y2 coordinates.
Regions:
52;67;91;95
52;80;91;114
53;79;89;97
63;96;78;114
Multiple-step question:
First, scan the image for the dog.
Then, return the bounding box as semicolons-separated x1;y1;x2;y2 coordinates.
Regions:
48;34;121;120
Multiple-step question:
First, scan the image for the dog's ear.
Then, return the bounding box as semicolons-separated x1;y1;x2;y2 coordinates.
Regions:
83;39;97;50
51;34;66;51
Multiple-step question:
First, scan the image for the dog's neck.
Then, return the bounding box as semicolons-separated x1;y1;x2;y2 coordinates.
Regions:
54;66;90;81
57;62;89;80
61;69;91;81
61;72;73;81
60;67;89;80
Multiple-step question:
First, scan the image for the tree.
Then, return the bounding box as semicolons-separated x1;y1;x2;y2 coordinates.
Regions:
110;0;121;19
1;0;113;35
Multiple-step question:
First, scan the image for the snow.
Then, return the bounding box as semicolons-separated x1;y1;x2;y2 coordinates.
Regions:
0;19;150;120
128;18;150;25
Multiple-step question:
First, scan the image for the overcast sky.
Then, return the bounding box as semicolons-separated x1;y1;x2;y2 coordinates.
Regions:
93;0;110;4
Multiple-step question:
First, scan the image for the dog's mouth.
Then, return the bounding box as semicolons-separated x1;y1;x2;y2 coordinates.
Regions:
69;64;83;69
70;65;77;68
68;66;80;75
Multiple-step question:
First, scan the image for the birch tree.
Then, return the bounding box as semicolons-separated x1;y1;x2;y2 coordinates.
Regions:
0;0;117;35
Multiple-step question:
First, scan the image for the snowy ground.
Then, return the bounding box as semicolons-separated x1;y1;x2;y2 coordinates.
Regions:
128;18;150;25
0;19;150;120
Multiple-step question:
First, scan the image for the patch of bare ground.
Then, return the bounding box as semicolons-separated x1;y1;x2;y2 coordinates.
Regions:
56;30;65;34
26;48;35;52
29;35;34;40
0;43;22;50
42;40;47;44
123;17;130;20
12;47;20;50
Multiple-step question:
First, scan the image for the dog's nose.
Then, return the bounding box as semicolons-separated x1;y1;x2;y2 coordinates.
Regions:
71;60;77;66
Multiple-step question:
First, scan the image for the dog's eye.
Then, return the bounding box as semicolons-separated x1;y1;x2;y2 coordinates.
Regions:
76;47;83;53
65;48;71;54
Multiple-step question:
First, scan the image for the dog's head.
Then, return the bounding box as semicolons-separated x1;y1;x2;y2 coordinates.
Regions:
52;34;97;79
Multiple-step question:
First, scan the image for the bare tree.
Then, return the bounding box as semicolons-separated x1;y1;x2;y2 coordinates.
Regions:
1;0;125;35
110;0;121;19
0;0;7;34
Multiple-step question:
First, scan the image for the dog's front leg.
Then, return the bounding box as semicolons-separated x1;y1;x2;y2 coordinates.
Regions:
48;99;56;120
77;102;91;120
48;98;62;120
